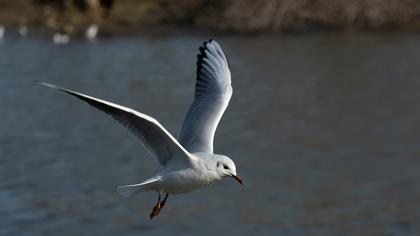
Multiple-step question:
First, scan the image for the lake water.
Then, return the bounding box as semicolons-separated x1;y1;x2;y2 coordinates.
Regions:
1;32;420;235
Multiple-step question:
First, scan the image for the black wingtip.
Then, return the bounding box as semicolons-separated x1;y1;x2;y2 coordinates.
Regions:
196;39;219;75
197;44;207;67
199;46;205;54
200;39;215;51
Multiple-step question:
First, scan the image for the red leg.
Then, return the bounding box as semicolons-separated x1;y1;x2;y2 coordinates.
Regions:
150;194;161;219
151;193;169;218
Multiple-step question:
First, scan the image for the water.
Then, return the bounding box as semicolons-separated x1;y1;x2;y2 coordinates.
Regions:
1;33;420;235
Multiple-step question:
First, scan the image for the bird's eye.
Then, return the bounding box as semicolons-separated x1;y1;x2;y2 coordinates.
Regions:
223;165;229;170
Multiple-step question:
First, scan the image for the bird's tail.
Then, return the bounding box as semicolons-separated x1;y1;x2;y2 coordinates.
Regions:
116;178;159;198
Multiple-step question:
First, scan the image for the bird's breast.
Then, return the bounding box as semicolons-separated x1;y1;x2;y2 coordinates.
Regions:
158;168;220;194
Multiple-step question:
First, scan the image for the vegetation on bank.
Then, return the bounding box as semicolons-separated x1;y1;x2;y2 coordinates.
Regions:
1;0;420;35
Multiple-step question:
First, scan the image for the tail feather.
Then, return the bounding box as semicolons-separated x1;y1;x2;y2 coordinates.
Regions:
117;185;142;197
116;178;158;198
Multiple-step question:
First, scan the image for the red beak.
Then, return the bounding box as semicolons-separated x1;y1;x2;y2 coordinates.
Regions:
231;175;243;185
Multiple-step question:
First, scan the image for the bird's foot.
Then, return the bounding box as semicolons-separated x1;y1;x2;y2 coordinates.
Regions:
149;193;169;219
150;202;161;219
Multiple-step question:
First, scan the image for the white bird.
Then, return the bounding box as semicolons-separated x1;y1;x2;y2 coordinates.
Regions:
0;25;5;39
19;25;28;37
85;24;98;42
39;39;242;219
52;32;70;45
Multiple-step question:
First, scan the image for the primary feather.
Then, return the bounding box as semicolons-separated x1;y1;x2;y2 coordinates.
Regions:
38;82;192;167
178;40;232;154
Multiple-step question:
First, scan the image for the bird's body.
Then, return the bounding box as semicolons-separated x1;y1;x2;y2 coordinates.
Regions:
53;33;70;45
0;25;5;39
40;39;242;218
19;25;28;37
85;24;98;41
153;153;227;194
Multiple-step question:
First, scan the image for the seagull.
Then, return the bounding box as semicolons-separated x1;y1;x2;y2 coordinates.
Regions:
39;39;242;219
52;32;70;45
19;25;28;37
0;25;5;40
85;24;98;42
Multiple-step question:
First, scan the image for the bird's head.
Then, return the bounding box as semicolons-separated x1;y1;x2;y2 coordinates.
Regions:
214;155;243;185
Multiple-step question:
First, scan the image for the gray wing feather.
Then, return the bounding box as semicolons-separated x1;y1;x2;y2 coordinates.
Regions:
39;82;191;167
178;40;232;154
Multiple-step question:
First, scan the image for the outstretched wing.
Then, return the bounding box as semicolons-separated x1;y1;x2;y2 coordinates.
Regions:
39;82;192;167
178;40;232;154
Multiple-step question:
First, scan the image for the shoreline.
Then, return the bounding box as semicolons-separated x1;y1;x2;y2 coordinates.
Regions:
2;1;420;36
3;25;420;41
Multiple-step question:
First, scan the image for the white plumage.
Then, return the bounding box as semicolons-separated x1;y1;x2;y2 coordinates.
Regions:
85;24;98;41
52;33;70;45
0;25;5;39
19;25;28;37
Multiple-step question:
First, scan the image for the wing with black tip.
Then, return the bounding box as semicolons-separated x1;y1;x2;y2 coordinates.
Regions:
178;40;232;154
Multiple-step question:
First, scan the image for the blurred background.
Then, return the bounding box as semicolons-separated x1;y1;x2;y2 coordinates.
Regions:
1;0;420;235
